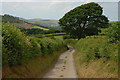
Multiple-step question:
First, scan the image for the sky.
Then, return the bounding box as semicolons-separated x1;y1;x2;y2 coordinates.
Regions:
1;0;120;21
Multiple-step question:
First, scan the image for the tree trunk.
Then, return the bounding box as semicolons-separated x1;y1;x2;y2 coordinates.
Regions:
83;21;87;29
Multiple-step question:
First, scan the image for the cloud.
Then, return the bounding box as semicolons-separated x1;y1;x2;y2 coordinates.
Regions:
85;0;95;3
2;1;118;21
1;0;119;2
1;0;34;2
85;0;119;2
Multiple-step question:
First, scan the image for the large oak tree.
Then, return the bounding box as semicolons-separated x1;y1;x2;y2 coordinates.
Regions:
59;2;109;39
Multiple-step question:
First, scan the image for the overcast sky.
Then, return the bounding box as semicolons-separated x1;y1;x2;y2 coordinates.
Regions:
1;0;119;21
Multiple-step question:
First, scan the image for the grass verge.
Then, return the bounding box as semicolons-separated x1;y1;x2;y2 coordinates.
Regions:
72;36;118;78
2;47;67;78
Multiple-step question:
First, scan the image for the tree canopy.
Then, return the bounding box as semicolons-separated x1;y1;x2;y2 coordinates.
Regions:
2;14;24;23
59;2;109;39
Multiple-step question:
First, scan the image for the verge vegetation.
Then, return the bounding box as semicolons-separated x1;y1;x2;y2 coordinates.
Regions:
69;21;119;78
2;22;67;78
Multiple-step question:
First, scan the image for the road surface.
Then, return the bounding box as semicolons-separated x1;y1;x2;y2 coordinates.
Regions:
43;46;77;79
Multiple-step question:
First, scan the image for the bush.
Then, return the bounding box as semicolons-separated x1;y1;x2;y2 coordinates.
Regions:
2;23;67;66
107;21;120;43
63;35;75;39
74;36;118;63
39;39;49;56
2;23;29;66
39;37;65;56
29;37;41;58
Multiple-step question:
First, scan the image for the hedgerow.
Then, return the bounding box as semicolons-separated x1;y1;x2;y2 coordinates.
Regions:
2;22;29;66
107;21;120;43
2;23;67;66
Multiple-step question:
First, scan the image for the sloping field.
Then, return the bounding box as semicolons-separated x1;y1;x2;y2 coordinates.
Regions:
12;23;33;29
33;26;49;30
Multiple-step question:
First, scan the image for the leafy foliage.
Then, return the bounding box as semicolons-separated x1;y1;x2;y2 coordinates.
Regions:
2;23;67;66
59;2;109;39
2;22;28;66
2;14;24;23
20;28;44;35
19;27;64;35
73;36;118;78
63;35;75;39
74;36;118;63
107;21;120;43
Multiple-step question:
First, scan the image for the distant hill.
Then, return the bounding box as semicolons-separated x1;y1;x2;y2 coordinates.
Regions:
2;14;61;30
23;18;61;30
2;14;24;23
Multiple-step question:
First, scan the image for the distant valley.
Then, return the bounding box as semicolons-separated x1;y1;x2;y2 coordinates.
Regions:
22;18;59;29
2;14;61;30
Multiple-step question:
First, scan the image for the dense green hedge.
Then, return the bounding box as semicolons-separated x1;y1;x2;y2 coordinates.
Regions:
75;36;118;63
2;23;67;66
2;23;29;66
19;27;64;35
107;21;120;43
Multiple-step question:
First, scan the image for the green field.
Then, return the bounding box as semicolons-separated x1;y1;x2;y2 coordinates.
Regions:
33;26;49;30
33;33;66;38
24;18;60;29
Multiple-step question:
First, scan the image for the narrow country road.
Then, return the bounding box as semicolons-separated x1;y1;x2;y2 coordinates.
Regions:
43;45;78;78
